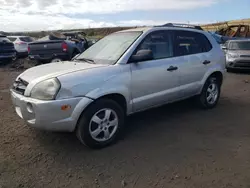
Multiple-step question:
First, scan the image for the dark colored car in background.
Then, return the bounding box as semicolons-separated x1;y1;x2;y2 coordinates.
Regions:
28;32;89;63
0;35;16;63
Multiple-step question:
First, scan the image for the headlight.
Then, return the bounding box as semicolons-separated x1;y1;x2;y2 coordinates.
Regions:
227;53;239;58
31;78;61;100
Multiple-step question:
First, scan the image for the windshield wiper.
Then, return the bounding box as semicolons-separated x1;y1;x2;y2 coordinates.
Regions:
74;58;95;64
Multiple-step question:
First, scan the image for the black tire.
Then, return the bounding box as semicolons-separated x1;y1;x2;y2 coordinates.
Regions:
50;58;62;63
76;99;125;149
227;68;233;73
197;76;221;109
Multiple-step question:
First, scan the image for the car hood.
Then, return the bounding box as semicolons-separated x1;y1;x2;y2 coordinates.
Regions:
18;61;108;83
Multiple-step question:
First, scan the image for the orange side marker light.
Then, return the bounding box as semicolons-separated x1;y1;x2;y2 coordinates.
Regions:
61;105;71;111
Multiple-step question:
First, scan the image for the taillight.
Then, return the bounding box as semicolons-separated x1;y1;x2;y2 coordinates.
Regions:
62;42;68;52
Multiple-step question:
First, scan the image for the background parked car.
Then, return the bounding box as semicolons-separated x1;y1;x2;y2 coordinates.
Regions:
7;36;34;58
0;35;16;63
224;39;250;71
28;31;89;63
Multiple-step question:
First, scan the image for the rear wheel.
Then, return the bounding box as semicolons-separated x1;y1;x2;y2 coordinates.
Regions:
197;76;221;109
76;99;125;149
51;58;62;63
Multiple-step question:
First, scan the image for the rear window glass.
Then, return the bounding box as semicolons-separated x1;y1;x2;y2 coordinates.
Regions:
0;37;10;42
20;37;34;42
8;37;17;42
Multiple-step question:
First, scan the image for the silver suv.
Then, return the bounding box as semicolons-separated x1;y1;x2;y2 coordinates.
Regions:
11;26;226;148
223;39;250;70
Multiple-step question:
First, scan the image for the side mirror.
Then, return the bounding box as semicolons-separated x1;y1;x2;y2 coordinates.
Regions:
221;45;227;50
129;49;153;63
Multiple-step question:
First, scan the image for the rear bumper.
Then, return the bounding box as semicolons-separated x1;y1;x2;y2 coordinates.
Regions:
29;53;70;62
0;52;16;60
17;51;28;57
10;90;93;132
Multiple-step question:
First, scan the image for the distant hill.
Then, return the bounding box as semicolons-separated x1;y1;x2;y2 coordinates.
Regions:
5;18;250;39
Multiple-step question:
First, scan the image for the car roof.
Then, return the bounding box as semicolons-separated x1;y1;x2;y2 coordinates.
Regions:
7;36;30;38
117;27;152;33
228;39;250;42
116;26;206;35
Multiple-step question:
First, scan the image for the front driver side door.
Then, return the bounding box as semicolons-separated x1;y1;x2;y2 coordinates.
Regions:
130;30;181;112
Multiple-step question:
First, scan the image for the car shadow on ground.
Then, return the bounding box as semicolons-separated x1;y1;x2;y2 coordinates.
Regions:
228;69;250;75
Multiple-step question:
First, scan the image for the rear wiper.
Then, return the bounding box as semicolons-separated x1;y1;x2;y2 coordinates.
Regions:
74;58;95;64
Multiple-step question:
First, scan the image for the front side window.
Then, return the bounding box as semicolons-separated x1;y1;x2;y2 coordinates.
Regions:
134;31;173;60
174;31;212;56
76;31;142;64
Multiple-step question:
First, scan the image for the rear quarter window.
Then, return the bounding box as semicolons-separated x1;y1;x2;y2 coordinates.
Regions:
173;30;212;57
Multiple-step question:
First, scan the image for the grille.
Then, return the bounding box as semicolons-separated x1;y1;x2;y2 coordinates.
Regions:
13;78;29;95
235;61;250;68
240;55;250;58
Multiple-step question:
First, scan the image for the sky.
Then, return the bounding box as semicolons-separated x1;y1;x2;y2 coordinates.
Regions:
0;0;249;32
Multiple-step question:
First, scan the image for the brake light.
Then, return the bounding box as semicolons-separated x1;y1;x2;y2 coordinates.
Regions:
62;42;68;52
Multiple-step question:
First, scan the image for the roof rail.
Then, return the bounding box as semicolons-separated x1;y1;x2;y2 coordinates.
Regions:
155;23;203;31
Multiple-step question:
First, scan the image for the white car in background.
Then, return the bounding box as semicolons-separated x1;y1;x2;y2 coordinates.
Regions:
7;36;34;57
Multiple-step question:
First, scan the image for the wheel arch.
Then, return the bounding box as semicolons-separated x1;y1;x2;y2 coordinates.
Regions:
199;69;224;94
74;93;128;132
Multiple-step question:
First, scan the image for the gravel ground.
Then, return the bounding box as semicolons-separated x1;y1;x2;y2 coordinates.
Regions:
1;67;250;188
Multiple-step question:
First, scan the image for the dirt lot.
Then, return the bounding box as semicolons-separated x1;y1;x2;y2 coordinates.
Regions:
1;67;250;188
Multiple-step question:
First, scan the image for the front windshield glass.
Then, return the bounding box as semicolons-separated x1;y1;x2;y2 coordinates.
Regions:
76;31;142;64
229;41;250;50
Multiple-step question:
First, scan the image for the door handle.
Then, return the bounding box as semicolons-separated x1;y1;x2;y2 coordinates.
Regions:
167;66;178;71
203;60;211;65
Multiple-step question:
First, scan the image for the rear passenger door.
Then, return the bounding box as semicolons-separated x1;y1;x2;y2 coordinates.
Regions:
173;30;213;98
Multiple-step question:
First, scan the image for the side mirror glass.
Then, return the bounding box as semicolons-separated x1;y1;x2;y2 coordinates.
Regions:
221;45;227;50
129;49;153;63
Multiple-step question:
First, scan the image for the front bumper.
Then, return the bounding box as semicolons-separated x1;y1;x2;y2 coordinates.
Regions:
226;58;250;69
11;90;93;132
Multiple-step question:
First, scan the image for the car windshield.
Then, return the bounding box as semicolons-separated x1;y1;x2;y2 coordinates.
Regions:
20;37;34;42
229;41;250;50
75;31;142;64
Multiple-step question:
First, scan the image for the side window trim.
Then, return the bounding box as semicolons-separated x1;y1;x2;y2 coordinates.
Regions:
129;30;174;63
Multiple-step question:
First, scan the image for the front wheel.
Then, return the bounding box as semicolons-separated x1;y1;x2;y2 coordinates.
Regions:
197;76;221;109
76;99;125;149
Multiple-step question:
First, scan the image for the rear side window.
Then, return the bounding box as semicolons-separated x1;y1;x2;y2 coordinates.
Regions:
174;31;212;56
20;37;33;42
8;37;17;42
135;31;173;60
